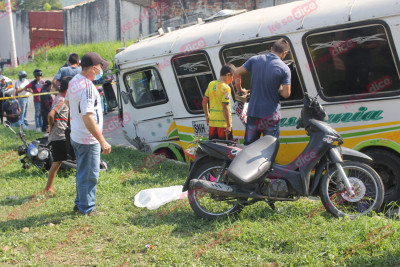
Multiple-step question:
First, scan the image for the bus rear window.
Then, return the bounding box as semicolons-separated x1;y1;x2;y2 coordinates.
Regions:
305;24;400;100
172;53;215;114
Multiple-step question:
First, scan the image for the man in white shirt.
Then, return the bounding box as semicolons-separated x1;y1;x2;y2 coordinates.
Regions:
14;71;30;126
65;52;111;216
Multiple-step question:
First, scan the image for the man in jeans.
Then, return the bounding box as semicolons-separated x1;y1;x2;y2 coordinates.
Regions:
65;52;111;216
14;71;30;127
23;69;44;131
234;38;291;145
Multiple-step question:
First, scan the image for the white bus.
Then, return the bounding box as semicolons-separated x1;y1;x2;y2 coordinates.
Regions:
110;0;400;203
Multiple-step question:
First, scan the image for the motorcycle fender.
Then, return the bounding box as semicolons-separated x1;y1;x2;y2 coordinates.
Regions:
341;147;373;163
327;148;343;163
183;153;210;192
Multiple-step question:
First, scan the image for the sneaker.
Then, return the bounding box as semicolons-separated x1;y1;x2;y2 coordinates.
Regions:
36;127;41;131
73;205;79;212
78;208;104;216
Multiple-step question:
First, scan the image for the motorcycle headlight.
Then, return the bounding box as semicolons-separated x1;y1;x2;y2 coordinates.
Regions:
28;147;38;157
38;149;50;161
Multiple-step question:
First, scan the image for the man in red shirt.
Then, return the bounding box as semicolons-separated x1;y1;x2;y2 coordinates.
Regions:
24;69;44;131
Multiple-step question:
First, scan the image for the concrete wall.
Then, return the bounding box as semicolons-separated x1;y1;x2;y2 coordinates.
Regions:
63;0;121;45
65;0;300;45
150;0;299;34
0;0;301;60
120;0;154;41
0;10;31;64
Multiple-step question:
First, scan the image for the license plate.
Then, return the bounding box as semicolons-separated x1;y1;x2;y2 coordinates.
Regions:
192;120;209;137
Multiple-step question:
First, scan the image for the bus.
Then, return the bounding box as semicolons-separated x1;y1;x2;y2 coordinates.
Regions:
110;0;400;204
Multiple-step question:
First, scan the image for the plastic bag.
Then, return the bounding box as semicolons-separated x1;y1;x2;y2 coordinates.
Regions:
134;185;187;210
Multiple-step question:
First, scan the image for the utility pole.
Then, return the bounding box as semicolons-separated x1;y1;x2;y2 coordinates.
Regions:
6;0;18;68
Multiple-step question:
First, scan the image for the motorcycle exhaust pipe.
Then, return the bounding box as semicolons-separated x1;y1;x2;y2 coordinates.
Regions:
189;179;266;199
189;179;298;201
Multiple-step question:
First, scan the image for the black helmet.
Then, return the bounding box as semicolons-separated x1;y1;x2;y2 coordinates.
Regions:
33;69;42;77
18;71;27;79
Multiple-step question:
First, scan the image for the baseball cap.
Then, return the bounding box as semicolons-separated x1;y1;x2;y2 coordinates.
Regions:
80;52;110;70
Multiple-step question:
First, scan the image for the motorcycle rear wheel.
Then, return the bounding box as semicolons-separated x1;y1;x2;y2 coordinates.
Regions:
320;161;384;218
188;158;244;220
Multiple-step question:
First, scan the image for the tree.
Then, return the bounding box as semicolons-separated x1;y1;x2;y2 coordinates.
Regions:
43;2;51;10
17;0;63;10
0;0;19;11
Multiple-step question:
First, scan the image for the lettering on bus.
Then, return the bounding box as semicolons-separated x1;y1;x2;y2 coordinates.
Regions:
280;107;383;127
192;120;209;137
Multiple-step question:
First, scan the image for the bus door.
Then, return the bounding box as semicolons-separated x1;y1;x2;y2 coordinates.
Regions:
121;67;174;144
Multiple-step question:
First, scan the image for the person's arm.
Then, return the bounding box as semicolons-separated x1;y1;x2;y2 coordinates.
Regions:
52;78;59;91
222;103;232;134
279;66;291;99
47;109;56;133
16;82;31;94
279;84;291;98
15;85;24;94
233;66;248;95
202;96;209;125
82;113;111;155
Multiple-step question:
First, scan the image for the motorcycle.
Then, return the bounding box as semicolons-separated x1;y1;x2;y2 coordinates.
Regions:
4;123;107;171
183;94;384;220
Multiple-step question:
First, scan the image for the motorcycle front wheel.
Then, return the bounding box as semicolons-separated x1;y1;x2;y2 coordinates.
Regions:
320;161;384;218
188;158;244;220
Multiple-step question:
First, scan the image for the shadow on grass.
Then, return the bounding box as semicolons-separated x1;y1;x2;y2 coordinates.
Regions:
343;248;400;266
0;210;74;232
0;167;47;182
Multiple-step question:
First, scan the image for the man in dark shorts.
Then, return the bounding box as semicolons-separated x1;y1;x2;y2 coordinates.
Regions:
40;76;72;195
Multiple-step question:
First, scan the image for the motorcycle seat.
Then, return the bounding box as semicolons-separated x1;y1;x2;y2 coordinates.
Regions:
227;135;279;184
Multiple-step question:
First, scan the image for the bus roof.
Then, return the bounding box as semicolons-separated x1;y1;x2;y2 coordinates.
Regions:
115;0;399;66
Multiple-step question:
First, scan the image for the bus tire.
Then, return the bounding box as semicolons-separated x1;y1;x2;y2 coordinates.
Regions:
363;149;400;204
154;148;175;160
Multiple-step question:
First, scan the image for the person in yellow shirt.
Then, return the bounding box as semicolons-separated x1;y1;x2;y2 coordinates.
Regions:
202;64;235;140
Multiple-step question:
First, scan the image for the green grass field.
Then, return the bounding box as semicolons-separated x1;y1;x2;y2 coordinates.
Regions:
0;128;399;266
2;41;130;80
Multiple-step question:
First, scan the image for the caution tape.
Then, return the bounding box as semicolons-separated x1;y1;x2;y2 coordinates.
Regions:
0;91;58;100
0;81;117;100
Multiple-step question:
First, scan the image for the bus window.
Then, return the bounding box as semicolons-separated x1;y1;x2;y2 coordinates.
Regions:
124;68;168;108
220;39;304;104
172;53;216;114
305;24;400;100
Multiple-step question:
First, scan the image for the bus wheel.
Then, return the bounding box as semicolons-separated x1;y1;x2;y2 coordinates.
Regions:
154;148;175;160
364;149;400;204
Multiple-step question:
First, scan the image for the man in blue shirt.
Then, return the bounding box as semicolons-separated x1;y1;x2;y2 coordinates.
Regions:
52;53;81;90
234;38;291;145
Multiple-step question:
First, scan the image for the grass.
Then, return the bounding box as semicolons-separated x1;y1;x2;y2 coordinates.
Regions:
0;127;400;266
2;41;133;80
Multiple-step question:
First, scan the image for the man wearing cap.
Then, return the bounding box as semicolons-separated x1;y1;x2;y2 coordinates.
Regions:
65;52;111;216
